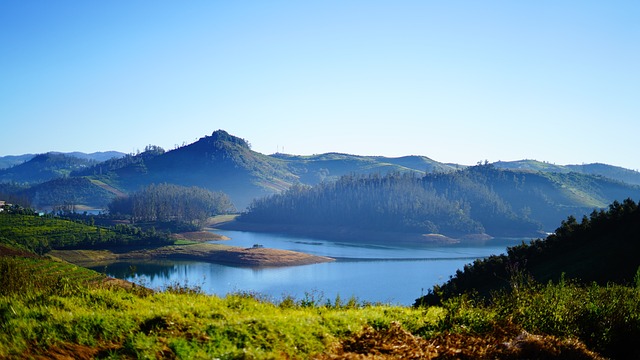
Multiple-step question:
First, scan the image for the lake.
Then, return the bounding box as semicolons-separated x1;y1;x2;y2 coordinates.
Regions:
92;230;530;305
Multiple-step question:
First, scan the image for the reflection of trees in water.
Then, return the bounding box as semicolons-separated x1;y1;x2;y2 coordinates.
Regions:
92;261;178;281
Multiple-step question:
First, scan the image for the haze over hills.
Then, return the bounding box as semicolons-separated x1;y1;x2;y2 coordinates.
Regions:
1;130;639;234
493;160;640;186
0;151;125;170
236;163;640;239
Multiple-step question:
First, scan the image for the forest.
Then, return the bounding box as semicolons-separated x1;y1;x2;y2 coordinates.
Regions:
239;163;640;238
415;197;640;306
107;183;235;227
240;165;546;237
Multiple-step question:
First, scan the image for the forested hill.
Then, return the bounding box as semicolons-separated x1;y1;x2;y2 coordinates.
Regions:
0;153;97;184
76;131;299;209
4;130;640;212
493;160;640;186
273;153;456;184
416;198;640;306
239;164;640;239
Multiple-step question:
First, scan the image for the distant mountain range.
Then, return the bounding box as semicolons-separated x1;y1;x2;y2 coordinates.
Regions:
493;160;640;186
1;131;639;225
0;151;125;170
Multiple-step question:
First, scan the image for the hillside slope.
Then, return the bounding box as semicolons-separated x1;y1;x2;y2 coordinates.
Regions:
0;153;96;184
238;164;640;239
416;198;640;306
494;160;640;186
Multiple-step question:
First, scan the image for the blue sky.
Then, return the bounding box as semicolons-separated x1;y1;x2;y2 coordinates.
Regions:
1;1;639;170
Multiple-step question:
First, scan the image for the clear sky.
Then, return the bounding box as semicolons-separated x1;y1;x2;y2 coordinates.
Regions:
1;1;639;170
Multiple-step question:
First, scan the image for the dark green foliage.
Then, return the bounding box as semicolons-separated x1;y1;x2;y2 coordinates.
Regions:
108;183;235;227
0;183;32;208
489;279;640;359
242;173;484;236
0;212;173;254
242;163;640;240
416;198;640;307
20;177;116;209
241;167;542;237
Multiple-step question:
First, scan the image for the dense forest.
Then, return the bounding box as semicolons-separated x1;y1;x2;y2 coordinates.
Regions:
243;172;484;236
415;197;640;306
239;166;542;238
240;163;640;238
108;183;235;226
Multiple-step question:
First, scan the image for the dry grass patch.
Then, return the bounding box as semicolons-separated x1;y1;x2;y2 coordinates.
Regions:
320;322;604;360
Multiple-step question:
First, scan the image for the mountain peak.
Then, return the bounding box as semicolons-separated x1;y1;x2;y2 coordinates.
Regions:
207;130;250;149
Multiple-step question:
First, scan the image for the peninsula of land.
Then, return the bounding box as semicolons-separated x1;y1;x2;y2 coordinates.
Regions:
49;242;334;268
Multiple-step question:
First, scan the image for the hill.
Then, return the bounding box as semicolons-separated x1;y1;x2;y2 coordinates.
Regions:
0;151;125;171
415;198;640;306
0;153;97;184
0;154;34;170
235;164;640;239
4;130;640;215
19;177;117;210
77;131;298;209
274;153;456;184
494;160;640;186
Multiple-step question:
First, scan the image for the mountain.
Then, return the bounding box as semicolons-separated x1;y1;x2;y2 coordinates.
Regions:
493;160;640;186
51;151;125;163
0;151;125;170
0;154;35;170
4;130;640;216
0;153;97;184
79;132;459;209
76;131;299;209
274;153;456;184
236;164;640;239
566;163;640;186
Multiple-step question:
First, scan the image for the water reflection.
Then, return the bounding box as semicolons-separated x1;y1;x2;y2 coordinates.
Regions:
91;230;530;305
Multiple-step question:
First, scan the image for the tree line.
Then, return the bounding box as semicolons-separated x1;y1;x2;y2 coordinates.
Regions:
416;198;640;306
108;183;235;227
240;167;543;237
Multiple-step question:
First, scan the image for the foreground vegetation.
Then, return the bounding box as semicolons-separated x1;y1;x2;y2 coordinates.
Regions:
2;251;638;359
417;198;640;305
0;210;173;254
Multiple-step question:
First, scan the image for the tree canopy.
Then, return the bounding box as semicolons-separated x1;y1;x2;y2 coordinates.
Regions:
108;183;235;227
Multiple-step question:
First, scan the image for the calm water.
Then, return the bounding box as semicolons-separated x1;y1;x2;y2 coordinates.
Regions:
92;230;530;305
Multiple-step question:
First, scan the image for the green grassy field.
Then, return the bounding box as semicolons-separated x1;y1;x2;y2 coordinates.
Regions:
2;250;638;359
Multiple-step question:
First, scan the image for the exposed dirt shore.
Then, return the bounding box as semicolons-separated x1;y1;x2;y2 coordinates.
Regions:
48;243;334;268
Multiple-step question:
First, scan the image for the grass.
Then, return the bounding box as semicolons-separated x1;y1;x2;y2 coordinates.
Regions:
0;255;436;359
2;248;639;359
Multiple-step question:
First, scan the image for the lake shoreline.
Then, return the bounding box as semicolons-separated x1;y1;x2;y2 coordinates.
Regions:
48;243;335;268
216;220;496;245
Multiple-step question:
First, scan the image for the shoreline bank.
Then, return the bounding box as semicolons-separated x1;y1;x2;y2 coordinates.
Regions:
216;220;496;245
48;243;335;268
